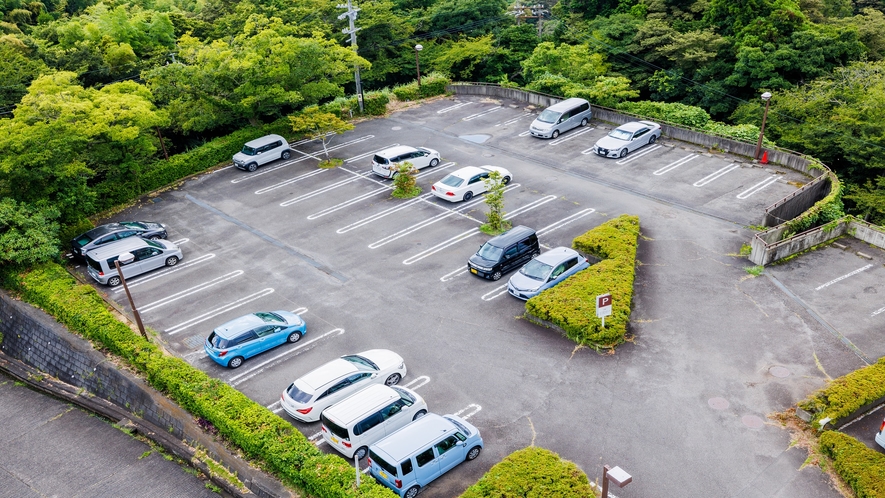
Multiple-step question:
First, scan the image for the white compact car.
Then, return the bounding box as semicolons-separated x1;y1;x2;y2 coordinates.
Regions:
592;121;662;158
372;145;440;179
431;165;512;202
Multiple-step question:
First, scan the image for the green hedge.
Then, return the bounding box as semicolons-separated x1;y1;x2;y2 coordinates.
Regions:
782;171;843;239
392;72;451;101
615;101;711;129
460;447;596;498
8;263;395;498
798;356;885;427
819;431;885;498
524;215;639;348
321;90;391;118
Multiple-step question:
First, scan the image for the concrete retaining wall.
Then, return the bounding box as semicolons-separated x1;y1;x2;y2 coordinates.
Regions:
749;216;885;266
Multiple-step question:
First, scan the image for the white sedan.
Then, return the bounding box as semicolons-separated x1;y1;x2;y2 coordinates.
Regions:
431;165;512;202
280;349;407;422
592;120;662;158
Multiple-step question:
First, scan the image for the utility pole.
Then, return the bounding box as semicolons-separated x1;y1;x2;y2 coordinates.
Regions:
338;0;364;113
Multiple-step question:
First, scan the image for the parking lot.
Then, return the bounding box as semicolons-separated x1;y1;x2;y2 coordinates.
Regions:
72;95;883;497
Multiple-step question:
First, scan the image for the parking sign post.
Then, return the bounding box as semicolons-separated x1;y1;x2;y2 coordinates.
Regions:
596;293;612;328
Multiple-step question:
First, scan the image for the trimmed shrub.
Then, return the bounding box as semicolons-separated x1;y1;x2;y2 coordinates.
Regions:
392;73;451;102
615;101;711;129
392;83;420;102
798;356;885;427
460;447;596;498
819;431;885;498
524;215;639;348
7;263;396;498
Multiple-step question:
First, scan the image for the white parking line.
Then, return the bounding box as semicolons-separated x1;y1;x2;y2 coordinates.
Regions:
437;102;472;114
113;253;216;292
452;403;482;420
495;114;532;127
536;208;596;236
815;265;873;291
549;127;594;145
402;195;557;265
254;169;327;195
344;144;399;163
615;144;662;165
279;171;376;207
693;163;739;187
333;194;431;228
736;175;779;199
518;131;531;137
440;266;470;282
140;270;244;313
462;107;502;121
230;136;374;184
166;288;275;335
481;284;509;301
267;400;283;413
229;328;346;386
403;375;431;390
871;305;885;317
170;238;190;245
653;154;698;175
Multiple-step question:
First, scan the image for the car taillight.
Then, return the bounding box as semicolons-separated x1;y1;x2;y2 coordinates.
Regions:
98;271;104;276
297;407;313;414
219;350;227;357
343;441;351;448
395;479;402;488
880;419;885;433
432;185;436;190
446;191;454;196
367;457;372;466
321;426;327;432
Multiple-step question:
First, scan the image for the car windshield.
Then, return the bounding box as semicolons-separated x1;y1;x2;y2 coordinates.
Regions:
120;221;147;229
608;129;633;141
477;243;503;261
341;355;379;371
73;234;94;247
208;332;229;349
286;382;314;403
254;311;284;324
537;109;560;124
520;259;553;280
241;145;258;156
440;174;463;188
416;147;430;154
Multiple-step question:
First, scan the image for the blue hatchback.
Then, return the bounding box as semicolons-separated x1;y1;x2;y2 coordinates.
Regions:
205;311;306;368
507;247;590;300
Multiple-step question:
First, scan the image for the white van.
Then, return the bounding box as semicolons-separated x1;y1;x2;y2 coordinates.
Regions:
232;134;292;172
321;384;427;460
529;98;592;139
84;236;183;286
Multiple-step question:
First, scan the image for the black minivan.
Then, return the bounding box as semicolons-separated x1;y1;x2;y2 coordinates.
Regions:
468;226;540;281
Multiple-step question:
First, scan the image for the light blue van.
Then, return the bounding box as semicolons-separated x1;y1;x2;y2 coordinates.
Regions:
368;413;483;498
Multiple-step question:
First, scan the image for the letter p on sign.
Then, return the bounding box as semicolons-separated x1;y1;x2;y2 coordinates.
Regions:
596;293;612;318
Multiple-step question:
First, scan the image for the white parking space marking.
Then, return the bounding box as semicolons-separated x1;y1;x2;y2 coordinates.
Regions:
815;264;874;291
536;208;596;236
736;175;779;199
170;238;190;245
166;288;275;335
230;135;374;184
693;163;739;187
549;127;594;145
481;284;509;301
871;305;885;317
615;144;662;165
403;375;431;390
518;131;531;137
653;154;698;175
462;107;502;121
440;266;470;282
255;169;327;195
229;328;346;386
453;404;482;420
495;114;532;127
437;102;472;114
140;270;244;313
367;184;522;248
333;194;431;227
402;195;557;265
113;253;216;293
310;163;457;221
279;171;376;207
267;400;283;413
344;143;399;163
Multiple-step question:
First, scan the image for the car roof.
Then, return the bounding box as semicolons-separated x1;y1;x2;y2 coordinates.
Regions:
616;121;652;132
299;358;359;391
486;225;536;247
536;247;578;265
213;313;265;339
244;134;286;147
447;166;486;179
545;98;589;112
83;223;125;239
83;236;154;259
371;413;457;460
376;145;418;158
323;384;401;424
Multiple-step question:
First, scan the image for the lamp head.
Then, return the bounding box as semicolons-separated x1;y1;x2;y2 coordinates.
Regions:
415;44;423;51
761;92;772;101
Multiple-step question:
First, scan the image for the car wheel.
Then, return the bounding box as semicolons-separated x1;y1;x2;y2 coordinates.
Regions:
354;446;368;460
580;118;588;127
429;158;439;167
149;235;161;241
385;373;402;386
502;176;511;185
404;486;420;498
649;134;657;145
287;331;303;343
107;276;121;287
619;148;628;158
413;409;427;421
491;271;502;281
551;130;560;139
247;163;258;172
281;150;291;160
165;256;179;266
463;191;473;202
228;356;244;369
466;446;482;461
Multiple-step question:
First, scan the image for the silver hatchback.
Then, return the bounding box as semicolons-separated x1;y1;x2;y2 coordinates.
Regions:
85;237;183;286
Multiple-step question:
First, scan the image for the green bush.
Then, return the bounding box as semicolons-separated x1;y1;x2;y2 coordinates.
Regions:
392;73;451;102
819;431;885;498
798;356;885;426
460;447;596;498
702;122;774;146
362;91;390;116
525;215;639;348
7;263;395;498
392;83;420;102
321;91;390;118
615;101;711;129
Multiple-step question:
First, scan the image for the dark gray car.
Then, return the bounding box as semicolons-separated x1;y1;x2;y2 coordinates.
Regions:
71;221;168;257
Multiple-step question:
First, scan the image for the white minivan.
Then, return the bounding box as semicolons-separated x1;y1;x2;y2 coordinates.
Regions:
529;98;592;139
321;384;427;460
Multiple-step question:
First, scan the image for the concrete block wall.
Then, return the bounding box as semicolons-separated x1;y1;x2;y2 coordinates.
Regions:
749;216;885;266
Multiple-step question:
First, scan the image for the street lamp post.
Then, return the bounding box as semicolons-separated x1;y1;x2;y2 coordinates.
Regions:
601;465;632;498
415;44;423;88
754;91;772;160
114;252;148;340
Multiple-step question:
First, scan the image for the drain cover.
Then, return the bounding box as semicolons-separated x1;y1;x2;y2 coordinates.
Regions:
769;366;791;378
183;334;204;348
742;415;764;429
708;397;729;410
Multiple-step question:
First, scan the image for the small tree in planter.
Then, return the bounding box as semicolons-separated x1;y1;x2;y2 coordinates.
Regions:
391;162;421;198
288;105;354;168
481;170;510;235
